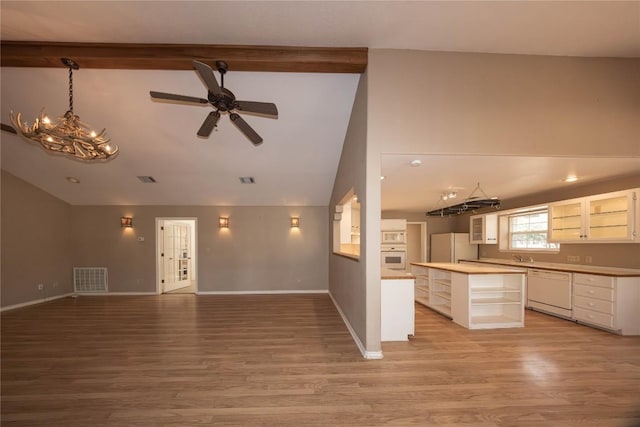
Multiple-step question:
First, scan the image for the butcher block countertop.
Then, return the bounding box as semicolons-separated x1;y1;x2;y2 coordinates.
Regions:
462;258;640;277
381;268;415;280
410;262;526;275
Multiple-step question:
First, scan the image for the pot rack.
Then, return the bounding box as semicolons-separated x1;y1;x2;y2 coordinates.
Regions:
426;182;501;217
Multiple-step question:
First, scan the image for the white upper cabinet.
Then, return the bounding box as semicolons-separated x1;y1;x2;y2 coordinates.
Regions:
469;214;498;244
549;189;638;243
381;219;407;231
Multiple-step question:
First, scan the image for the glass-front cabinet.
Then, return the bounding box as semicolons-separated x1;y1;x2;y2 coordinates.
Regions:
549;189;637;243
469;213;498;244
549;200;583;242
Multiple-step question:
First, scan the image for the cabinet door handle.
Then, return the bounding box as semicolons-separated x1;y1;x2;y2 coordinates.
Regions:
589;290;595;294
588;302;595;307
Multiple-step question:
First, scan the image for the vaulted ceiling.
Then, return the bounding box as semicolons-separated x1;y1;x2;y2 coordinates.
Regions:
2;1;639;207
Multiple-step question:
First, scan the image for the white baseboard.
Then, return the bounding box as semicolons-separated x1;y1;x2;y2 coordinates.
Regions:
1;292;75;312
196;289;329;295
76;292;157;296
328;292;384;360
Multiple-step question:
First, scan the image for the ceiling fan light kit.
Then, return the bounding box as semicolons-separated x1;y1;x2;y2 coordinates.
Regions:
150;60;278;145
9;58;118;161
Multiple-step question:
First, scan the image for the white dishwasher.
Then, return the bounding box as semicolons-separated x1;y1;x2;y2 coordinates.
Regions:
527;269;572;319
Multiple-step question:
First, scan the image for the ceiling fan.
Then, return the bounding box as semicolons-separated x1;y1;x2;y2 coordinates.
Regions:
150;60;278;146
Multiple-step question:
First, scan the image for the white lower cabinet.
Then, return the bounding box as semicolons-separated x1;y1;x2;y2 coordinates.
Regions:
381;278;415;341
429;269;452;317
572;273;640;335
412;265;430;308
452;272;525;329
411;263;525;329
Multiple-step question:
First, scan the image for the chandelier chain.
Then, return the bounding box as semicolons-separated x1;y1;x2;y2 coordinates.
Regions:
68;65;74;114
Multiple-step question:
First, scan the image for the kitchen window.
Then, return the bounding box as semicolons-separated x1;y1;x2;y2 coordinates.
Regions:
508;209;559;251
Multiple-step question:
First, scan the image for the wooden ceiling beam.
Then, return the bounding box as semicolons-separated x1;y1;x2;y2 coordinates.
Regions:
0;41;368;73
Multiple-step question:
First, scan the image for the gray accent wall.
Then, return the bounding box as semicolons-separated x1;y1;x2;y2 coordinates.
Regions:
71;205;329;293
1;171;74;307
2;170;329;308
329;71;372;351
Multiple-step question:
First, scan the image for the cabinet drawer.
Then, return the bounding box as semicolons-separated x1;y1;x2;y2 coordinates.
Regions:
573;283;614;301
573;307;614;329
573;295;614;315
573;273;614;288
411;266;429;277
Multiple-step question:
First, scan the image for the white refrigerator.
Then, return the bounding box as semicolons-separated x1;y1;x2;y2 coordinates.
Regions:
430;233;478;263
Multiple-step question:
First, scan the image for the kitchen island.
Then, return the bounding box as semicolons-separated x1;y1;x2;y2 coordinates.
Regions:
381;269;415;341
461;258;640;335
411;262;527;329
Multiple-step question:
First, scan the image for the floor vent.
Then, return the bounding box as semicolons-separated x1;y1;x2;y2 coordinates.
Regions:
73;267;108;293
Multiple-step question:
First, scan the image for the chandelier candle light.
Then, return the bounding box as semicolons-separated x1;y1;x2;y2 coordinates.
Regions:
10;58;118;161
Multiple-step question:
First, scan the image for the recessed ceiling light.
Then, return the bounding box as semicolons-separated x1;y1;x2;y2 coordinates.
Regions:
409;160;422;167
563;175;579;183
66;176;80;184
380;176;386;180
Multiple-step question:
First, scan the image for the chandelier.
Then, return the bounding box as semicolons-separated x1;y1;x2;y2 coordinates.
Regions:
10;58;118;161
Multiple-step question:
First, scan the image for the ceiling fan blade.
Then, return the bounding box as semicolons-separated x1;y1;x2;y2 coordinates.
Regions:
150;91;208;104
197;111;221;137
1;123;17;134
235;101;278;118
230;113;263;146
193;61;222;95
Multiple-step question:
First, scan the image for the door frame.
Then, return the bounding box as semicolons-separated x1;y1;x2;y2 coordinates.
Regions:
406;221;428;263
155;217;198;295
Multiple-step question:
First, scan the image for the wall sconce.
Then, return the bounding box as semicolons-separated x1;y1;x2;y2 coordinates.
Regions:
290;216;300;228
219;217;229;228
120;217;133;228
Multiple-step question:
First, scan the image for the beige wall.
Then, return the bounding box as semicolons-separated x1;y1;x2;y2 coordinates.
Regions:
329;72;372;352
1;171;73;307
2;171;328;307
369;50;640;157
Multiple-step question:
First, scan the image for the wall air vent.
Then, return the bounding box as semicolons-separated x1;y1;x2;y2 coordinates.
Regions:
137;176;157;183
73;267;108;293
239;177;255;184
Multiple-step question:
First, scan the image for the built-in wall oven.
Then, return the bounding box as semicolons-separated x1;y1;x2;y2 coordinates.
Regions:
381;245;406;270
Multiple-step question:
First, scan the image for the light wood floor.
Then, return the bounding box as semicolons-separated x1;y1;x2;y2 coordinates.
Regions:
2;294;639;426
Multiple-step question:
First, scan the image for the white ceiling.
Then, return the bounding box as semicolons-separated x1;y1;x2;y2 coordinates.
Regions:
2;1;639;207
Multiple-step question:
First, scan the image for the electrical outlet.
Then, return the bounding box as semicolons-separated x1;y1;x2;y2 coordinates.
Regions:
53;282;59;288
585;256;593;264
567;255;580;262
37;283;44;291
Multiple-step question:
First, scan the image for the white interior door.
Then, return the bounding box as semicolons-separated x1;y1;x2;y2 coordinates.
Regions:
160;220;194;293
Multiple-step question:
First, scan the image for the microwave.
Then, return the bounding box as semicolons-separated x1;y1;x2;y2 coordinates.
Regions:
381;230;406;244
